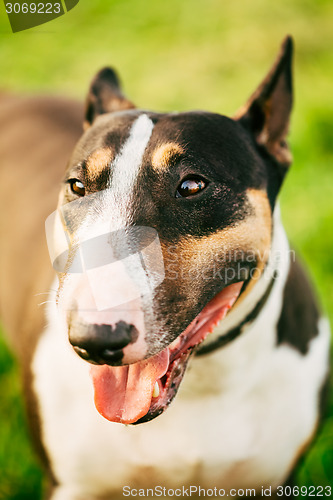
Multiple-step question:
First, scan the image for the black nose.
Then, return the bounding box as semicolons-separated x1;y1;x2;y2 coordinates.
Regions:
69;320;138;366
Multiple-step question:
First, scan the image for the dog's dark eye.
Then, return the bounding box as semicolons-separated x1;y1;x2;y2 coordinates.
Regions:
68;179;85;197
176;177;207;198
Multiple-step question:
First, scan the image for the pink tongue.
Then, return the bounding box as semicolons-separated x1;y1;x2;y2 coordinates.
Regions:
90;350;169;424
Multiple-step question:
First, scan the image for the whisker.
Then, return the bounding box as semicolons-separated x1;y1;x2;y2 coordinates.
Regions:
34;288;57;297
38;300;55;307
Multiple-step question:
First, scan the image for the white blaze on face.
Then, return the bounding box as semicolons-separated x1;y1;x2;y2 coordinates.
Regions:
76;113;155;236
111;113;154;220
56;114;160;364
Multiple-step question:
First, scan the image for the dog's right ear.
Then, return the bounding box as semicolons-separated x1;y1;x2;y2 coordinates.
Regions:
84;67;135;129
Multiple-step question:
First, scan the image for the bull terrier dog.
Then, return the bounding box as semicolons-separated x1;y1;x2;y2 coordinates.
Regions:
0;36;330;499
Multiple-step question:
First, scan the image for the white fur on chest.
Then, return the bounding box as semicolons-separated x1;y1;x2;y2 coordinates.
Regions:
32;222;330;498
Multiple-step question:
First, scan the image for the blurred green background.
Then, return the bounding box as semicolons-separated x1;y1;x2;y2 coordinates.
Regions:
0;0;332;498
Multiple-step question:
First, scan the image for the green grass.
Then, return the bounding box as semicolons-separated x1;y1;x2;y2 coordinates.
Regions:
0;335;43;499
0;0;333;498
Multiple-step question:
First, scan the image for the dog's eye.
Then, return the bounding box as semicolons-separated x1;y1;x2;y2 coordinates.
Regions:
68;179;85;197
176;177;207;198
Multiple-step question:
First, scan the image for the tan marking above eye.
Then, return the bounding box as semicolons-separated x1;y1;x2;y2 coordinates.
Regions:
86;147;113;180
152;143;184;171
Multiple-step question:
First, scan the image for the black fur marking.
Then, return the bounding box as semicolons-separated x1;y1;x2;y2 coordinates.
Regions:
277;258;320;355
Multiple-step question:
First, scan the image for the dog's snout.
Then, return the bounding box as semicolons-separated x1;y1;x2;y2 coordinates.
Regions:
69;320;139;365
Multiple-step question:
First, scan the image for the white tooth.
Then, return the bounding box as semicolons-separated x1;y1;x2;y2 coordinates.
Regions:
152;381;160;398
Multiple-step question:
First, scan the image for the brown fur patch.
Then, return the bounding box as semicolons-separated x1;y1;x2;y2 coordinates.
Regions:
0;95;84;481
86;147;113;180
234;189;272;305
151;143;184;171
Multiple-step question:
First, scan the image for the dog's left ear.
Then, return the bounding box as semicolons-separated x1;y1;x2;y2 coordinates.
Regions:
234;36;293;168
84;67;135;129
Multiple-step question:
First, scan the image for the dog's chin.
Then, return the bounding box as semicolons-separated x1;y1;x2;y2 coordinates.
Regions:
134;349;191;424
90;281;244;425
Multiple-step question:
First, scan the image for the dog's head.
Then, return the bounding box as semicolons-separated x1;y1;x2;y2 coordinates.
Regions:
47;37;293;424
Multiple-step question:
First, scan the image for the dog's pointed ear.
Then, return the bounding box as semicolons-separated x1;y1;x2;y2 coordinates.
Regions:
234;36;293;167
84;67;135;129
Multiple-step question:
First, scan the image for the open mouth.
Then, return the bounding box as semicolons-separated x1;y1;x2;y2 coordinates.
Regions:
90;281;244;425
